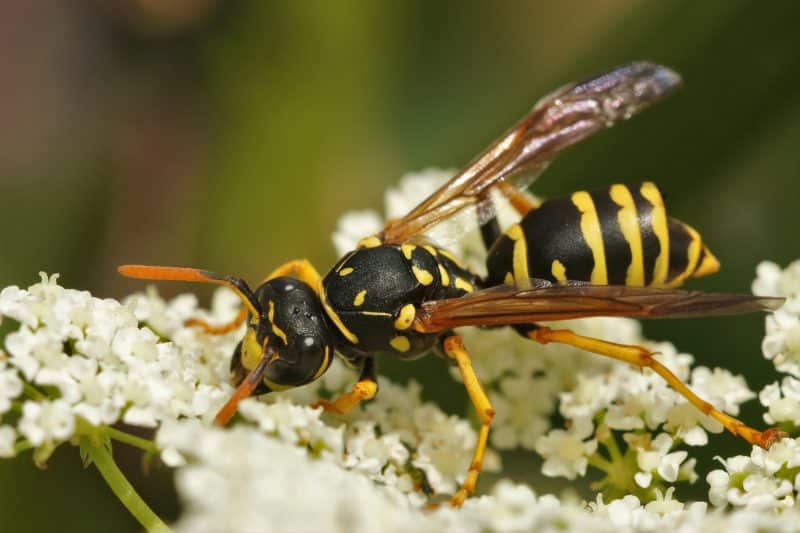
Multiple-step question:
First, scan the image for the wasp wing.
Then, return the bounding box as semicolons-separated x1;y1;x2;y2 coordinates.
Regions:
381;62;682;244
416;281;784;332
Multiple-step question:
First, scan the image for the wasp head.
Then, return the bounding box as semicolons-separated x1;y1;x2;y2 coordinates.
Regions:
230;276;335;393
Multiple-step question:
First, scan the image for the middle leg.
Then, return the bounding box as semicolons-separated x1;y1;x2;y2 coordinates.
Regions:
442;334;495;507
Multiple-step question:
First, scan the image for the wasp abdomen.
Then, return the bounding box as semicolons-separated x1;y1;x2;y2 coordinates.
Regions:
485;182;719;288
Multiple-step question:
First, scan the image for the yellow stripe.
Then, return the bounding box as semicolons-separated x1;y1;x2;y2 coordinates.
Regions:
267;301;288;344
668;224;703;287
357;236;381;249
507;224;531;288
609;185;644;286
401;243;416;260
339;267;354;276
438;249;466;269
360;310;393;317
503;272;514;284
571;191;607;285
311;345;331;381
318;281;359;344
640;182;669;286
422;244;438;256
438;264;450;286
551;260;567;283
454;277;474;293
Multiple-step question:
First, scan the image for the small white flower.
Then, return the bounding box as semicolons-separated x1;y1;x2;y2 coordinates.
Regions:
759;376;800;426
0;426;16;457
689;367;754;415
632;433;689;488
488;375;553;450
332;210;384;256
18;399;75;446
0;361;23;415
750;437;800;475
643;487;685;516
535;417;597;480
238;397;344;457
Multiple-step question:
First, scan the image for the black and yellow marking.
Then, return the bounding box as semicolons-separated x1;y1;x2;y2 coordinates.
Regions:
571;191;608;284
353;289;367;306
637;182;669;285
486;182;717;290
394;303;416;330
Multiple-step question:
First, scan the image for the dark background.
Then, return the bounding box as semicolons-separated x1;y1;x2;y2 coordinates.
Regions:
2;1;799;531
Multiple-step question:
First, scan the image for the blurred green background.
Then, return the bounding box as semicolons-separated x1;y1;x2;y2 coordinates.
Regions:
2;1;800;531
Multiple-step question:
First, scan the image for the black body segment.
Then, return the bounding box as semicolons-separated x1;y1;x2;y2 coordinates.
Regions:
321;243;479;360
485;183;719;288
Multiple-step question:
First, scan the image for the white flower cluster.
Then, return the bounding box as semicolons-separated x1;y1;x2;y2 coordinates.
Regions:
754;260;800;433
0;273;238;460
707;436;800;512
1;170;798;532
160;418;800;533
695;259;800;511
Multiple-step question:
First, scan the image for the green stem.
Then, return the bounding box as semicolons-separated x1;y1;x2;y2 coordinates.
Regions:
603;432;624;462
81;436;171;533
23;382;46;401
14;439;33;455
106;427;159;455
587;453;613;472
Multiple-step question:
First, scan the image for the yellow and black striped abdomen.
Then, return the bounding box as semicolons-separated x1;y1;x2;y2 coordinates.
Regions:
485;182;720;288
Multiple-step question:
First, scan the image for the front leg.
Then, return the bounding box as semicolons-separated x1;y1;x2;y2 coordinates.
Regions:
442;335;495;507
312;358;378;415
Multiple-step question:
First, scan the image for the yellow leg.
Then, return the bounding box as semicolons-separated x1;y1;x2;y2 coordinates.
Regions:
529;327;785;449
264;259;322;295
312;358;378;415
443;335;494;507
497;180;540;216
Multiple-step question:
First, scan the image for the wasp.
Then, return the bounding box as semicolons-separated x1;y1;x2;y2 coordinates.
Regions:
119;62;785;506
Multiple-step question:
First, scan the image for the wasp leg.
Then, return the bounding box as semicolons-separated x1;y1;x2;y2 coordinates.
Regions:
263;259;322;295
478;185;540;251
496;180;539;216
214;351;271;426
522;325;785;449
185;306;248;335
312;358;378;415
443;335;494;507
478;197;503;252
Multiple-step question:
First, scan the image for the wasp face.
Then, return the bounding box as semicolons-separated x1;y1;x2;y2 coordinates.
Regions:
230;276;335;392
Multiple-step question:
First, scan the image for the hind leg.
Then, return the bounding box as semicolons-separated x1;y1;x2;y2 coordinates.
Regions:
515;324;784;448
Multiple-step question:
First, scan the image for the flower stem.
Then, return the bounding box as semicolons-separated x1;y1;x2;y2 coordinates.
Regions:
106;427;159;455
23;382;46;401
587;453;613;472
14;439;33;455
81;436;171;533
603;431;624;462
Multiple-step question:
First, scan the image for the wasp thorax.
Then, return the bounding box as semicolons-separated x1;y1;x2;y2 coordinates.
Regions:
231;276;335;391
